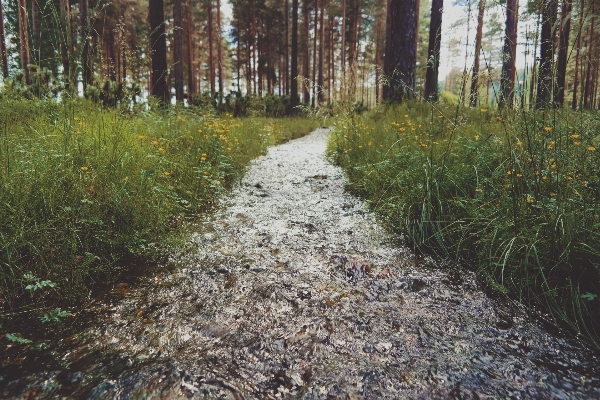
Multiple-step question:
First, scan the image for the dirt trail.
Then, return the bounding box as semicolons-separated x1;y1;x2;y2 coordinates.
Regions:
2;128;599;399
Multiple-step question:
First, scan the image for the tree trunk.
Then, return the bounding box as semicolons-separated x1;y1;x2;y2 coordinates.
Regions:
327;14;333;102
317;0;324;103
251;0;257;94
185;0;196;96
499;0;519;108
285;0;290;95
80;0;92;90
17;0;30;84
469;0;485;106
536;0;557;108
341;0;346;98
572;0;584;108
424;0;443;102
584;0;595;108
312;0;318;107
291;0;300;113
174;0;184;102
555;0;572;106
216;0;223;98
32;0;40;62
207;0;215;96
0;0;9;79
149;0;169;103
383;0;417;102
302;0;310;103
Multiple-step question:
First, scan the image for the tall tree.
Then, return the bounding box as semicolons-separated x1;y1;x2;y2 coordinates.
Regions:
317;0;325;102
498;0;519;108
208;0;215;96
536;0;558;108
0;0;8;79
80;0;92;90
555;0;572;106
185;0;196;96
469;0;485;106
424;0;443;102
341;0;346;97
285;0;290;94
174;0;184;102
149;0;169;102
383;0;418;102
312;0;318;106
217;0;223;97
572;0;584;109
291;0;299;112
302;0;310;103
583;0;595;108
17;0;31;84
31;0;40;62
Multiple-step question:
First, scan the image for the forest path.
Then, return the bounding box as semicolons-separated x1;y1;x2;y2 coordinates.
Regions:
3;128;599;399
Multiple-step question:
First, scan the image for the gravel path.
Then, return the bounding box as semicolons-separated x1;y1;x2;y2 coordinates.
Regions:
3;128;599;399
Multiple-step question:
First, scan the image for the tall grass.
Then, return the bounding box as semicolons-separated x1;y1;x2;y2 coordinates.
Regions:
329;102;600;346
0;98;319;310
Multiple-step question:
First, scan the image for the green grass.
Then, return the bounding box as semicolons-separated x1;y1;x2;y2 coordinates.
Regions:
329;102;600;346
0;98;320;311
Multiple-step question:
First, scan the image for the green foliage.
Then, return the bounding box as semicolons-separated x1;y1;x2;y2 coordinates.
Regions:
0;98;320;311
329;102;600;347
5;333;32;344
40;308;72;324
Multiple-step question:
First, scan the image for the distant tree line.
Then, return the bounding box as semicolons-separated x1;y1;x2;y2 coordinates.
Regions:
0;0;598;109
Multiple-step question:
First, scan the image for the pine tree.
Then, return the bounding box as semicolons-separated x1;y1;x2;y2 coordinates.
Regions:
383;0;418;102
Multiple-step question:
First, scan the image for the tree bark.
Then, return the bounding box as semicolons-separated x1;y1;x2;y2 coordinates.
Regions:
291;0;300;113
341;0;346;98
302;0;310;103
499;0;519;108
80;0;92;90
312;0;318;107
173;0;184;101
555;0;572;106
0;0;9;79
536;0;557;108
216;0;223;98
149;0;169;103
207;0;215;96
584;0;595;108
469;0;485;106
185;0;196;96
571;0;583;109
285;0;290;95
17;0;31;84
317;0;325;103
424;0;443;102
383;0;418;102
32;0;40;62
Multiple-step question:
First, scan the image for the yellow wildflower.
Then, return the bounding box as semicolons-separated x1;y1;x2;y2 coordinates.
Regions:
574;141;581;146
589;146;596;151
164;171;170;176
152;140;159;145
480;108;488;113
571;134;580;139
138;135;145;139
81;166;88;171
158;147;164;152
544;126;552;132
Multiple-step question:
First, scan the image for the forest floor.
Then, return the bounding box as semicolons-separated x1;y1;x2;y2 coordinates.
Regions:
2;128;600;399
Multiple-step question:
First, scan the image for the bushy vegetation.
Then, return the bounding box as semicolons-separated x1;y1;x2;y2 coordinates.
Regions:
329;102;600;346
0;98;320;311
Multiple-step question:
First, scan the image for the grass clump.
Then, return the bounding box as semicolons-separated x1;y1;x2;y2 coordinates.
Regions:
0;98;319;311
329;102;600;346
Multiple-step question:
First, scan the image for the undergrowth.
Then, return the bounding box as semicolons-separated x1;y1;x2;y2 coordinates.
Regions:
0;98;319;314
329;102;600;347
